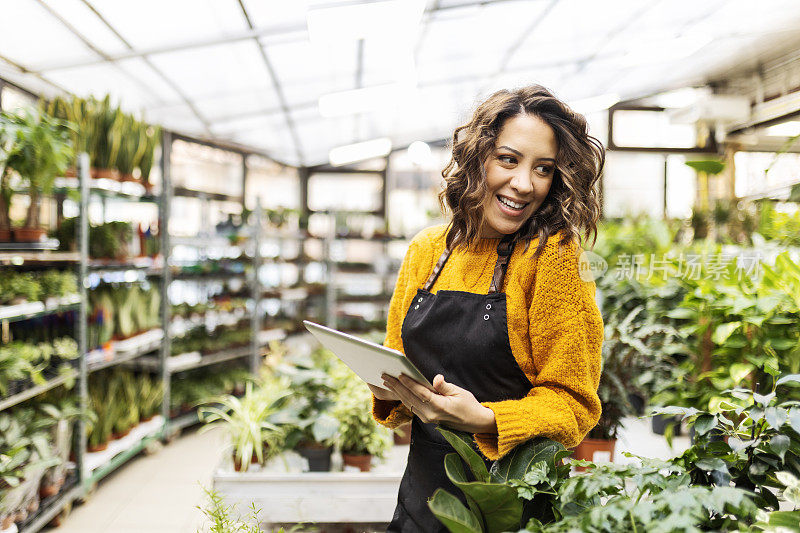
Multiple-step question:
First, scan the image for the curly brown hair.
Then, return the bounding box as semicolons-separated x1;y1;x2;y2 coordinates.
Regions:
439;85;605;260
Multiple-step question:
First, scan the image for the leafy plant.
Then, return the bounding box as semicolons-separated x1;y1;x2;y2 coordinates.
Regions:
427;426;570;533
1;109;73;229
330;375;392;457
199;381;289;471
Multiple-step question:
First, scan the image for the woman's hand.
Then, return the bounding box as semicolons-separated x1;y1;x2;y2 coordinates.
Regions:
381;372;497;434
368;382;400;401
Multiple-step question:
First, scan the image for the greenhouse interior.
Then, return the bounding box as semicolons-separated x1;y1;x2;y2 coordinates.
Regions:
1;1;800;532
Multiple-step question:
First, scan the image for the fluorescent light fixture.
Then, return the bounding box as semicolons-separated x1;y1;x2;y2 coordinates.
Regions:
569;93;620;114
319;82;416;118
652;87;709;108
307;0;425;44
329;138;392;166
765;121;800;137
407;141;432;166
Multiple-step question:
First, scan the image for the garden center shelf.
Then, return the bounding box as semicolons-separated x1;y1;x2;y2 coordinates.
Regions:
53;177;156;202
0;251;80;265
212;444;409;527
134;345;252;374
0;295;80;322
83;415;165;487
17;483;82;533
0;240;60;251
86;328;164;373
0;370;78;412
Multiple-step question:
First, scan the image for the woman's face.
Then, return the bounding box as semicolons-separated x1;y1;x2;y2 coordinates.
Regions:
479;113;558;238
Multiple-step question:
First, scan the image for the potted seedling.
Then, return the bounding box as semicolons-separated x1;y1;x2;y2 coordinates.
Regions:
332;380;392;472
271;348;341;471
138;375;163;422
1;109;73;242
199;381;288;472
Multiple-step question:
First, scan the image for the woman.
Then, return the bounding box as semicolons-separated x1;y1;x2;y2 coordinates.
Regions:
367;84;606;532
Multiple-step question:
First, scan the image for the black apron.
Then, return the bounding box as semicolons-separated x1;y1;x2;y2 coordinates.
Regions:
387;235;534;532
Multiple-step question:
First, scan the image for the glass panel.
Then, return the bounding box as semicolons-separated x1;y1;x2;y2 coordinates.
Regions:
602;152;666;218
245;155;300;210
308;173;383;212
148;41;272;99
612;109;697;149
265;39;357;85
1;84;37;113
170;139;244;198
735;151;800;199
44;63;160;110
89;0;247;50
117;58;181;103
0;0;96;69
42;0;129;56
193;89;280;122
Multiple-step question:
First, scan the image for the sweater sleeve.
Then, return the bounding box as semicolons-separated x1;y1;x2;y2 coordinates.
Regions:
473;235;603;460
370;235;418;429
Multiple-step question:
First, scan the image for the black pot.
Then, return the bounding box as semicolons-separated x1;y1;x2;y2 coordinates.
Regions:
297;444;333;472
627;393;645;416
651;414;682;436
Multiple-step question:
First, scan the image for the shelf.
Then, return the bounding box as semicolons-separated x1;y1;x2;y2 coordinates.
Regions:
0;370;78;412
0;296;80;322
171;270;247;280
167;409;203;433
84;416;165;485
0;240;60;251
0;251;80;265
87;329;164;373
134;345;251;373
335;294;392;303
53;176;157;202
173;186;243;203
88;256;163;272
18;482;82;533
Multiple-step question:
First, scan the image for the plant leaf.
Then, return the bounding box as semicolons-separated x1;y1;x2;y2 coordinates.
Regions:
428;488;483;533
437;426;490;483
765;407;788;431
712;321;741;344
769;434;790;460
489;437;565;484
777;374;800;387
693;415;717;436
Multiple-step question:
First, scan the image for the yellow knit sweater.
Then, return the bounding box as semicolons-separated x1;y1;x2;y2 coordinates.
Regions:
371;224;603;460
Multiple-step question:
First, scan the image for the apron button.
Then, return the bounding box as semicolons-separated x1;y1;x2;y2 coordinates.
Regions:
483;314;489;320
418;297;423;302
486;303;491;310
415;305;420;310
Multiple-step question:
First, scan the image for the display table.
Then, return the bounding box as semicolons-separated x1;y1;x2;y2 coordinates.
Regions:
213;444;409;527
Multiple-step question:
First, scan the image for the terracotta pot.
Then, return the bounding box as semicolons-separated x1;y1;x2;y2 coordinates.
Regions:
112;427;132;440
64;167;77;178
342;452;372;472
141;414;155;423
571;438;616;471
40;483;60;498
92;167;120;180
27;497;39;513
119;173;138;183
13;227;47;242
1;514;14;529
0;229;12;242
394;423;411;445
87;441;108;453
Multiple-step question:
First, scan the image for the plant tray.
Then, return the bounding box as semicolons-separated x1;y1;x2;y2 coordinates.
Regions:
213;445;408;525
83;415;164;474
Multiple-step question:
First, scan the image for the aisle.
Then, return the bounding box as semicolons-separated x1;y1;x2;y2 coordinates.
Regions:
54;427;224;533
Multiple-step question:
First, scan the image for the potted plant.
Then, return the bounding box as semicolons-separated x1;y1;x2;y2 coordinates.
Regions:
87;377;117;452
271;348;341;471
138;374;163;422
332;379;392;472
0;115;19;242
1;109;73;242
199;381;288;472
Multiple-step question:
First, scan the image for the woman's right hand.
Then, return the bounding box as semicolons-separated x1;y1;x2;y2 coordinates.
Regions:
368;382;400;401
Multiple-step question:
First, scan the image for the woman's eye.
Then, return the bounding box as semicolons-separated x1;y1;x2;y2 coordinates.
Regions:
536;165;554;174
498;155;516;164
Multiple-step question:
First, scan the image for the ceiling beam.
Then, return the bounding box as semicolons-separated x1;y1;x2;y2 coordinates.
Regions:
237;0;305;165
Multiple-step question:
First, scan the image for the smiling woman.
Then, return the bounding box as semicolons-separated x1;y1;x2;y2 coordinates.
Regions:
367;84;607;532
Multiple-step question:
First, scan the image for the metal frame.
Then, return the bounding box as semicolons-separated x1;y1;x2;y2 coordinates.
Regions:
159;130;173;424
606;104;720;154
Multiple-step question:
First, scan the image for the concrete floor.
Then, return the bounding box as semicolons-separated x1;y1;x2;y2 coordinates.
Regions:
52;415;691;533
53;426;225;533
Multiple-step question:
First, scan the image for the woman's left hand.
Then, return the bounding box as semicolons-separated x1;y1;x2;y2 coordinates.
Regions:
381;372;497;434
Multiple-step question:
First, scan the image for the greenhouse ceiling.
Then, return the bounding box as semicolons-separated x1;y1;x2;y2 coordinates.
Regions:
2;0;800;168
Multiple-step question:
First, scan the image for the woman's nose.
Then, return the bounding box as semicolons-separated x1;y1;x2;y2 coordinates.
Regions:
510;172;533;195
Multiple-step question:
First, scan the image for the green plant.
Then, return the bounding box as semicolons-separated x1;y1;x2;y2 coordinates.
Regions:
1;109;73;229
196;486;301;533
39;270;78;299
138;374;163;420
199;381;289;471
330;376;391;458
270;348;341;449
427;426;571;533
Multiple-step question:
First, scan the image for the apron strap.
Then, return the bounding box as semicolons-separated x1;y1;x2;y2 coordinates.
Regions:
423;248;452;292
423;235;517;293
488;235;516;294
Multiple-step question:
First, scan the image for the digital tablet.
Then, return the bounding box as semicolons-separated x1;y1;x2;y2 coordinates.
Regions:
303;320;434;392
